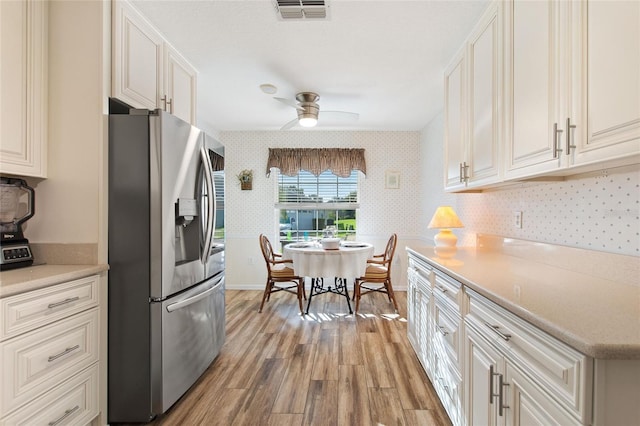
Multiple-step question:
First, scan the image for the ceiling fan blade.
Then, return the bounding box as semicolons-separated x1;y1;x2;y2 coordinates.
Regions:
274;97;304;110
280;118;299;130
321;111;360;121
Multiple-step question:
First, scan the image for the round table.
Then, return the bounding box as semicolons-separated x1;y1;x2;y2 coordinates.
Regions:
283;241;374;313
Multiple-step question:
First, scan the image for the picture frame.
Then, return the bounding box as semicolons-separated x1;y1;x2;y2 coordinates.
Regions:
385;171;400;189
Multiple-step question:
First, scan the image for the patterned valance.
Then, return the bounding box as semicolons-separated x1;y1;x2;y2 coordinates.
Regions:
209;151;224;171
266;148;366;178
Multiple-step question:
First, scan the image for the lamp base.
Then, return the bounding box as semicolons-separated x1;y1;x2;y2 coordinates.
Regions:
434;229;457;247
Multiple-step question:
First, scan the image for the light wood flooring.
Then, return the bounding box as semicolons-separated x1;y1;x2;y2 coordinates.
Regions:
150;289;451;426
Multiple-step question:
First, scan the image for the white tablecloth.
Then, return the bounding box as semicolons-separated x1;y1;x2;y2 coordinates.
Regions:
283;242;374;279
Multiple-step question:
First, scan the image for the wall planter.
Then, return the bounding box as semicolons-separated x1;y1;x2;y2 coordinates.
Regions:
237;169;253;190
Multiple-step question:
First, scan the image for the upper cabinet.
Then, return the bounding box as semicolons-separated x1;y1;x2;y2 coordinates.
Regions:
444;2;502;191
504;0;640;180
0;0;48;178
503;0;563;179
112;0;197;125
446;0;639;191
569;0;640;167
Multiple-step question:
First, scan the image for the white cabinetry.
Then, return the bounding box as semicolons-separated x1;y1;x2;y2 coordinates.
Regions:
570;0;640;167
0;0;48;178
407;252;463;426
464;288;588;426
504;0;640;180
0;275;101;424
112;0;197;124
445;1;502;191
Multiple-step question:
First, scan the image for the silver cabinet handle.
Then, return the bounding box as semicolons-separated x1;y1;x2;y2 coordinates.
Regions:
462;161;469;182
497;372;509;416
436;285;447;293
161;95;168;111
553;122;563;158
167;98;173;114
48;345;80;362
484;322;512;341
566;117;576;155
47;297;79;309
459;163;464;183
437;324;449;336
48;405;80;426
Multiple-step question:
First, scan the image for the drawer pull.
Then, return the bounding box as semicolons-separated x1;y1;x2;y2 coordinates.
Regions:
48;345;80;362
484;322;512;341
437;325;449;336
47;297;80;309
48;405;80;426
436;285;447;293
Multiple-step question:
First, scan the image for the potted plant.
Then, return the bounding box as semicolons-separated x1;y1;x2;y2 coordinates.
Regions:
237;169;253;190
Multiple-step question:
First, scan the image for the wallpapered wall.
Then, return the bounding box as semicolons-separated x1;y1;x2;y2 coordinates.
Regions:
220;131;421;288
421;112;640;257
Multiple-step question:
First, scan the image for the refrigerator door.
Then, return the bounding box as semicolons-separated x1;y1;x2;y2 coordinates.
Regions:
202;137;225;279
150;110;206;299
150;273;225;414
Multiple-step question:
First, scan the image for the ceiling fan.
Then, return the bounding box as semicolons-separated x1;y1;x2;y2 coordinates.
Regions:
274;92;359;130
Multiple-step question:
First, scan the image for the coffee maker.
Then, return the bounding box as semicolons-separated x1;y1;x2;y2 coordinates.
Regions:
0;178;35;270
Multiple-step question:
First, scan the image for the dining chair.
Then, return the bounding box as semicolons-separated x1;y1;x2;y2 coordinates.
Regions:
353;233;399;313
258;234;306;314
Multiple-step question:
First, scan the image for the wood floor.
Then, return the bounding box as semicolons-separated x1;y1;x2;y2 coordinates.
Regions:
151;289;452;426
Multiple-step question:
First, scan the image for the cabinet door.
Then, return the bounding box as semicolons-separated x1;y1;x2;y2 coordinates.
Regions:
570;0;640;165
406;269;418;351
504;0;564;179
0;0;47;178
467;1;501;187
444;47;467;191
464;324;502;426
165;43;197;125
112;0;163;110
418;284;432;376
504;362;581;426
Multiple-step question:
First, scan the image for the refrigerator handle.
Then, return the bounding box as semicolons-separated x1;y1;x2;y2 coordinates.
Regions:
200;146;215;262
166;276;224;312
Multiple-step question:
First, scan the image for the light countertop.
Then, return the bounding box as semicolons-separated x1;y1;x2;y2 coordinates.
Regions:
0;264;109;298
406;244;640;359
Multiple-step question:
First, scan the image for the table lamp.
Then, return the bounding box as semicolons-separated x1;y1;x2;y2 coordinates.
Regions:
428;206;464;255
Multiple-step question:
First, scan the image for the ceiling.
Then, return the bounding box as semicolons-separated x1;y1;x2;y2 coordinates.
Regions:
131;0;489;133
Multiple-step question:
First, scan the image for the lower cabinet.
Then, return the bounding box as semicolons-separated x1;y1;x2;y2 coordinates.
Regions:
0;275;101;424
406;249;600;426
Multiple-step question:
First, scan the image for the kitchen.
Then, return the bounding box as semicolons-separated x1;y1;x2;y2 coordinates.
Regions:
0;1;638;425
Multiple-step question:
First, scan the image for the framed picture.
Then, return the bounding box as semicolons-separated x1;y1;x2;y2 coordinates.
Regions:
385;171;400;189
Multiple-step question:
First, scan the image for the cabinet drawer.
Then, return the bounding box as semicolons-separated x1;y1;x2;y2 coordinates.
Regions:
466;289;589;422
433;351;462;426
433;295;462;373
1;275;99;341
408;254;434;284
433;270;462;307
0;308;99;415
0;363;99;425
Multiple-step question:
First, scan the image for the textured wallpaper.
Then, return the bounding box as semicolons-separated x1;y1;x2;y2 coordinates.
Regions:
421;112;640;257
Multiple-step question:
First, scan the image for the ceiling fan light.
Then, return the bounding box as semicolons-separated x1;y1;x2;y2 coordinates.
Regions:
299;116;318;127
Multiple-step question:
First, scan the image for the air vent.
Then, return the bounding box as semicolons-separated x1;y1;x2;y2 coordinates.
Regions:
274;0;329;20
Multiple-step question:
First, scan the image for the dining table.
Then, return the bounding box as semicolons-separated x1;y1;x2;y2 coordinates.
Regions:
283;241;374;314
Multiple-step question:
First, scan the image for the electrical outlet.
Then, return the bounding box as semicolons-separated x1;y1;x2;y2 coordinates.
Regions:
514;211;523;229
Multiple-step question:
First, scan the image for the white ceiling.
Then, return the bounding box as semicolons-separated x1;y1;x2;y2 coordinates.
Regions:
131;0;489;133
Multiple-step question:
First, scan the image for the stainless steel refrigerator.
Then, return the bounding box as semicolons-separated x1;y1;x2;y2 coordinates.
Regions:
108;108;225;423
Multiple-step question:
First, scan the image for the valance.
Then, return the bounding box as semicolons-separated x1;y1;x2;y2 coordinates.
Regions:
266;148;366;178
209;151;224;172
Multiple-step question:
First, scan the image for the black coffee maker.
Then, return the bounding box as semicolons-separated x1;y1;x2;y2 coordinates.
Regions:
0;178;35;270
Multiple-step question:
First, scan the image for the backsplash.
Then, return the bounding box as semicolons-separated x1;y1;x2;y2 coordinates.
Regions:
457;166;639;256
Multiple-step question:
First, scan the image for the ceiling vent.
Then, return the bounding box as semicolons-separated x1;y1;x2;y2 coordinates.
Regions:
274;0;329;20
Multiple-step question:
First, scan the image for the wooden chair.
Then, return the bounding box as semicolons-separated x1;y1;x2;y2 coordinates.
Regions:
353;233;399;313
258;234;306;314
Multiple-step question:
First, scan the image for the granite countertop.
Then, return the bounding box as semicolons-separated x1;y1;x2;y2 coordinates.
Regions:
406;245;640;359
0;264;109;298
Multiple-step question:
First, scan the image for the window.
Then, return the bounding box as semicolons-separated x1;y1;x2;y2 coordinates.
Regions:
276;169;359;244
